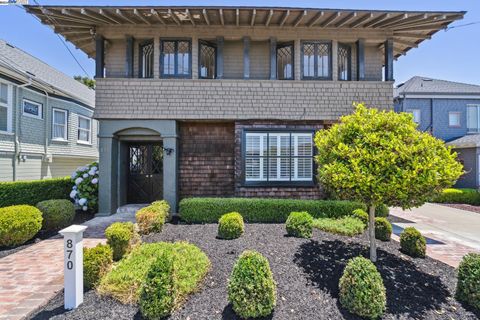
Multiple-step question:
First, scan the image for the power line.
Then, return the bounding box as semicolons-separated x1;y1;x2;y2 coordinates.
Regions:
20;0;91;78
446;21;480;31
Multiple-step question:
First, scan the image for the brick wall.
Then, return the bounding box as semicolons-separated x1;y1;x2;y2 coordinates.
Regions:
178;122;235;198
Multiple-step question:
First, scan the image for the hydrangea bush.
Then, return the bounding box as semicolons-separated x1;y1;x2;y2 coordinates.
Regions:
70;162;99;212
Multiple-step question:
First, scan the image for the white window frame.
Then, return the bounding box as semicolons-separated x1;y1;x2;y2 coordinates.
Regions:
0;80;13;134
22;98;43;120
52;108;68;141
467;104;480;133
407;109;421;124
448;111;461;128
77;115;92;144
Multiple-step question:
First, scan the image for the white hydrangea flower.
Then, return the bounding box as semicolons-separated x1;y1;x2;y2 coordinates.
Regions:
74;199;79;205
70;190;77;199
82;206;88;211
82;173;89;178
88;170;96;176
75;177;83;185
72;185;77;190
91;178;98;184
78;198;87;206
70;172;77;179
91;166;98;172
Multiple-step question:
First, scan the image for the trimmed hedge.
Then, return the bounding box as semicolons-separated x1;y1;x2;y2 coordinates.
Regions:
136;201;170;235
0;177;71;207
0;205;43;247
179;198;366;223
456;253;480;310
218;212;244;240
400;227;426;258
313;217;365;236
375;218;392;241
36;199;75;231
339;256;386;319
84;244;113;290
432;188;480;205
286;211;314;238
105;222;138;261
228;250;276;319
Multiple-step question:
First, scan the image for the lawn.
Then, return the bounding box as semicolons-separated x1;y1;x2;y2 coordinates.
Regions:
29;223;478;320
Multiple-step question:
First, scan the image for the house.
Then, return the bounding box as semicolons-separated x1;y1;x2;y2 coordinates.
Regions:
0;39;98;181
394;76;480;188
26;5;464;213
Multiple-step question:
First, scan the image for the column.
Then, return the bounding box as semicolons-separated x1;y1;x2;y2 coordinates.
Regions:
95;35;105;78
384;38;394;81
162;136;178;211
269;37;277;80
243;36;250;79
216;36;224;79
125;36;134;78
98;136;118;215
356;38;365;81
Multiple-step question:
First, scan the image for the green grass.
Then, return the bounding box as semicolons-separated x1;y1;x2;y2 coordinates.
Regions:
312;217;365;236
97;241;210;304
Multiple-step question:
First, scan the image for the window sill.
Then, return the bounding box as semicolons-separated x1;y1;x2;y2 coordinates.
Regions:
77;141;92;146
242;181;315;188
22;113;43;120
52;138;69;143
0;131;14;136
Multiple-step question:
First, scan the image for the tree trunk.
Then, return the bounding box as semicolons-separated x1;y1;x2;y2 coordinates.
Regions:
369;204;377;262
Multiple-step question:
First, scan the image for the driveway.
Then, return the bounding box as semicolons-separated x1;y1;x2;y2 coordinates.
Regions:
390;203;480;267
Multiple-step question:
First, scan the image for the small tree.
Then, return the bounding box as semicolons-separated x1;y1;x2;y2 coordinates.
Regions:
74;76;95;89
315;104;462;261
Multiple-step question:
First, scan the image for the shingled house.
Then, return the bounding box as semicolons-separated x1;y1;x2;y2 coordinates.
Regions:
26;5;464;213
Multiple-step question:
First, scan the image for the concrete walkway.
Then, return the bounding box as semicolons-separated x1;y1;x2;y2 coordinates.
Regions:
390;203;480;267
0;210;137;320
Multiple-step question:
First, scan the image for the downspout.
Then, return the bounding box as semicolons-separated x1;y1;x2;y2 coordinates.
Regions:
13;79;32;181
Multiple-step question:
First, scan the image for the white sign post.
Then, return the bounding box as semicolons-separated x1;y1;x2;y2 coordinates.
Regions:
59;225;87;310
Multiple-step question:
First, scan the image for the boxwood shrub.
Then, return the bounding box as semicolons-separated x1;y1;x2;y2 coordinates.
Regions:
456;253;480;310
228;250;276;319
136;200;170;235
312;217;365;236
375;217;392;241
218;212;244;239
339;256;386;319
0;205;43;247
105;222;137;261
84;244;113;290
286;211;314;238
179;198;366;223
36;199;75;231
400;227;426;258
350;209;368;228
432;188;480;205
375;204;390;217
0;177;71;207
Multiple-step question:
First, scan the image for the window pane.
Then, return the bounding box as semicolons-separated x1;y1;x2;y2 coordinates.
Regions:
79;117;90;130
295;134;313;156
78;130;89;142
53;124;65;139
338;44;350;81
0;83;7;104
277;45;293;80
467;106;478;131
200;43;216;79
177;41;190;75
449;113;460;127
303;44;315;77
162;41;175;75
245;158;261;180
296;158;313;179
0;106;7;131
317;43;330;78
54;110;66;125
140;41;154;78
23;101;40;117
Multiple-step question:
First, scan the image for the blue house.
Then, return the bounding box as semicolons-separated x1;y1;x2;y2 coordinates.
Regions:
394;76;480;188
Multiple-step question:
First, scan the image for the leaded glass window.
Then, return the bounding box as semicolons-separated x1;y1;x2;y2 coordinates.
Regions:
302;42;331;79
338;43;351;81
139;40;154;78
199;41;216;79
277;43;293;80
161;40;191;78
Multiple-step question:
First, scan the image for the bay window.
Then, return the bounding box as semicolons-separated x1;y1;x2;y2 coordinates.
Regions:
244;131;314;185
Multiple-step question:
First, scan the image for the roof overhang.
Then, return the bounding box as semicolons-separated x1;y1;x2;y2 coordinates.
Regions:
24;5;465;59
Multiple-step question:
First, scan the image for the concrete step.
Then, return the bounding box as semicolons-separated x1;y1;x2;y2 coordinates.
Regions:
116;203;149;214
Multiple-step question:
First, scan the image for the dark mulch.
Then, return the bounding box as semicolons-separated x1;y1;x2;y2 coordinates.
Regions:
0;211;95;259
438;203;480;214
29;224;479;320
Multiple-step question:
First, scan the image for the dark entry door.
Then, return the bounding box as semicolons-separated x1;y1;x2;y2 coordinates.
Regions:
127;143;163;203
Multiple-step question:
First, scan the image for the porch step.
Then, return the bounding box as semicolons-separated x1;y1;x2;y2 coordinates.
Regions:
116;203;149;215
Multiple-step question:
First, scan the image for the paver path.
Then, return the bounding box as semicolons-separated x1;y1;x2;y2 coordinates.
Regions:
0;210;137;320
390;203;480;267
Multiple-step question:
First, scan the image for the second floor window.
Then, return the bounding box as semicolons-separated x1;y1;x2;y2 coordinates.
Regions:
161;40;191;78
78;115;91;144
139;40;154;78
338;44;352;81
467;105;480;133
302;41;331;80
199;41;216;79
0;82;12;132
23;99;43;119
277;43;294;80
407;109;421;124
52;108;68;140
448;112;461;128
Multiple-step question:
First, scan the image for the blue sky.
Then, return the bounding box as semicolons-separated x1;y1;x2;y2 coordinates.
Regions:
0;0;479;85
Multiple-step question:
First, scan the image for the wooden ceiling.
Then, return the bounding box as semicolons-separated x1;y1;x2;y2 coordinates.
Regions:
25;6;465;59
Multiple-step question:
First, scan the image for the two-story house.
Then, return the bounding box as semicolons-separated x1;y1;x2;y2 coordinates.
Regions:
26;5;464;213
394;76;480;188
0;39;98;182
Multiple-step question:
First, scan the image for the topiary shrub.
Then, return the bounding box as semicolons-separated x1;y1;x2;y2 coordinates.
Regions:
399;227;426;258
375;204;389;217
105;222;137;261
286;211;314;238
0;205;42;247
36;199;75;231
351;208;368;227
228;250;276;319
84;244;113;290
375;217;392;241
339;256;386;319
456;253;480;310
218;212;244;239
136;201;170;235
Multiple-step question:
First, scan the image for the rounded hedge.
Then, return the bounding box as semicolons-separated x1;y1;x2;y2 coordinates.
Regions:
228;250;276;319
105;222;137;261
84;244;113;290
0;205;42;247
375;217;392;241
351;209;368;228
286;211;314;238
218;212;244;240
136;201;170;235
339;256;386;319
400;227;426;258
36;199;75;231
375;204;390;217
456;253;480;310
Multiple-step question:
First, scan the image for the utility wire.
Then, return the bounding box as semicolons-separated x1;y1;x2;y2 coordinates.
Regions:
445;21;480;31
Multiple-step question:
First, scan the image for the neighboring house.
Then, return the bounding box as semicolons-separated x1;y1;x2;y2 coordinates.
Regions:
0;39;98;182
26;5;463;213
394;76;480;188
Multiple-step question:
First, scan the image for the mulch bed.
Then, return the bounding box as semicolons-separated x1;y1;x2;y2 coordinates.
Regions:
29;223;479;320
0;211;95;259
438;203;480;214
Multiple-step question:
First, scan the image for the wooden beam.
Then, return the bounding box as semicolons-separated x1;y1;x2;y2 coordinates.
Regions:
168;9;181;25
79;8;115;25
265;9;274;27
364;13;390;28
243;36;250;79
279;10;290;27
98;9;122;24
393;38;419;48
372;13;408;28
335;12;357;28
349;13;373;28
307;11;324;27
270;37;277;80
293;10;307;27
236;9;240;26
202;9;210;25
219;9;224;26
39;9;92;26
150;9;166;25
319;12;341;28
133;9;151;25
393;23;448;32
68;34;93;42
115;9;136;24
393;32;431;39
250;9;256;26
185;9;195;26
381;13;426;28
